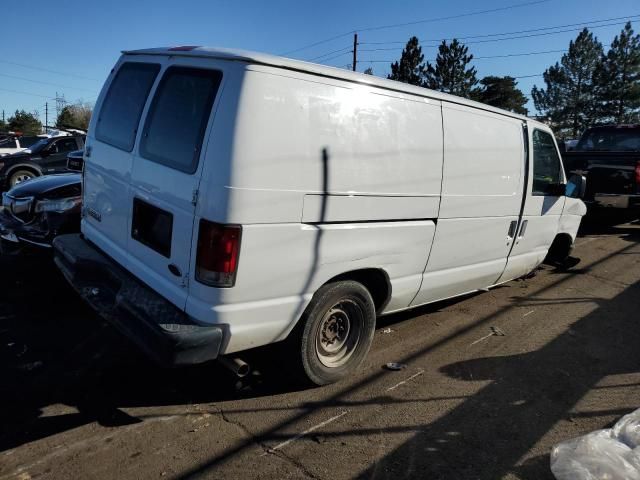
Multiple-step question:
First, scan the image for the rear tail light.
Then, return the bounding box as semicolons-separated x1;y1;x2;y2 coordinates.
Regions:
635;161;640;185
196;220;242;287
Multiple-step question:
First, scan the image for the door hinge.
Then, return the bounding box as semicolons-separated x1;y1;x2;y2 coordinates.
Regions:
191;188;199;206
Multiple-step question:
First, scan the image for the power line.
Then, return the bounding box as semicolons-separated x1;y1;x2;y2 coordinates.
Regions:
358;45;612;64
281;0;550;56
319;51;354;63
514;73;544;78
358;0;550;34
0;87;55;100
0;60;102;82
359;14;640;47
0;72;97;93
308;46;353;61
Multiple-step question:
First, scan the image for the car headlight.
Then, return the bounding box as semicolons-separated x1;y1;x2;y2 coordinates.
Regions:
34;196;82;213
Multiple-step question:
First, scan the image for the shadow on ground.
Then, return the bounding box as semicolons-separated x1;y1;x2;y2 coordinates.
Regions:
0;213;638;479
0;257;309;453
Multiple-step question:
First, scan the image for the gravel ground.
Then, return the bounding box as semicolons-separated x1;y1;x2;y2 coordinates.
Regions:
1;214;639;480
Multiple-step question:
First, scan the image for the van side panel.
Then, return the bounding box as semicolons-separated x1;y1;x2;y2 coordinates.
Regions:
188;66;444;353
186;221;436;354
411;103;525;306
209;67;444;224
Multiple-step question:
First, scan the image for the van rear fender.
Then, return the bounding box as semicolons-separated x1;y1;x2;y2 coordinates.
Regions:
325;268;392;315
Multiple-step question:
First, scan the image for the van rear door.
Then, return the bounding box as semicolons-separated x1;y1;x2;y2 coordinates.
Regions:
83;61;161;268
126;59;224;310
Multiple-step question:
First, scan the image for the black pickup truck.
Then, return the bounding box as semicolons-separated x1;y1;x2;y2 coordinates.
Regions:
562;125;640;210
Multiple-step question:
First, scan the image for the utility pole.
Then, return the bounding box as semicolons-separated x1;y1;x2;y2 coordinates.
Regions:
45;102;48;131
352;33;358;72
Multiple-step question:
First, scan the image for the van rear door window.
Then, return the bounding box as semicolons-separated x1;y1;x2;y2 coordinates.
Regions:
95;62;160;152
140;67;222;174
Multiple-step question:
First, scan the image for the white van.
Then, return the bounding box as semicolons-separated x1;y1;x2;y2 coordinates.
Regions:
53;47;587;385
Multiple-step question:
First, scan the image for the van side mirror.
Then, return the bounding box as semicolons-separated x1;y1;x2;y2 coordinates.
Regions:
546;183;566;196
566;174;587;199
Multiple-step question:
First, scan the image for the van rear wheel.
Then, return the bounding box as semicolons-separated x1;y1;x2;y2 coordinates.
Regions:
292;280;376;386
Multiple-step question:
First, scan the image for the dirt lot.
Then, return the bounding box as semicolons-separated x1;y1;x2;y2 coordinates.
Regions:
1;214;639;480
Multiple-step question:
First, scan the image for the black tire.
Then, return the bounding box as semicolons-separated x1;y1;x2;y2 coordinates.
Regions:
9;169;37;187
291;280;376;386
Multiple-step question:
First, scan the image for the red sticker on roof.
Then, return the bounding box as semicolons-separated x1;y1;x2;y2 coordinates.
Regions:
169;45;200;51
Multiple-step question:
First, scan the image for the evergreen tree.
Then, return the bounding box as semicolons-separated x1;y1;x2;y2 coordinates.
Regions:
387;36;426;86
0;118;7;132
56;106;76;128
474;76;528;114
56;103;92;130
8;110;42;135
532;29;603;137
596;22;640;123
424;39;478;98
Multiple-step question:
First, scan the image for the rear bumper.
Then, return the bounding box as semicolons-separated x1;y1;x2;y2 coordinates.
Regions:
53;234;223;366
593;194;640;209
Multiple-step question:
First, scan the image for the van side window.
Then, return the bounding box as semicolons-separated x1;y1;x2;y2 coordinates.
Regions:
140;67;222;174
532;129;562;195
95;62;160;152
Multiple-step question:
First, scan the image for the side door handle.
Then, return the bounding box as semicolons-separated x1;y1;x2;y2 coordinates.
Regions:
507;220;518;238
518;220;528;238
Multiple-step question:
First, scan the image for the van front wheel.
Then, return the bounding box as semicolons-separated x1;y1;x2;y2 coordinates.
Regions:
294;281;376;386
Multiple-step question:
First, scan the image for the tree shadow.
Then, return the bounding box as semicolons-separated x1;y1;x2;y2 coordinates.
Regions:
356;279;640;479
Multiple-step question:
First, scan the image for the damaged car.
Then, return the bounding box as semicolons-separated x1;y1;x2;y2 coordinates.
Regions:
0;150;83;256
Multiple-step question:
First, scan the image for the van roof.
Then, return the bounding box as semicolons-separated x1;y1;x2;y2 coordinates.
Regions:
124;46;538;126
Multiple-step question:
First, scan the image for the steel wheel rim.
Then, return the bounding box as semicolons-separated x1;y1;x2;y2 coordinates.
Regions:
13;174;33;185
315;299;363;368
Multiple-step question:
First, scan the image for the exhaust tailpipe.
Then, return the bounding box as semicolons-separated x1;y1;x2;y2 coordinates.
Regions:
219;357;250;378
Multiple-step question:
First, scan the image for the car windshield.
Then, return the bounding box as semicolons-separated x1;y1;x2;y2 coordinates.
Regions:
575;129;640;152
19;136;40;148
23;138;51;153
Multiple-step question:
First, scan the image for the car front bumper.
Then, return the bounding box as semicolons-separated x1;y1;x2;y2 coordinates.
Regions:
0;208;52;255
53;234;224;366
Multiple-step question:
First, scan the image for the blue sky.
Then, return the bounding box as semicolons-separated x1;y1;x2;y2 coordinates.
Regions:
2;0;639;124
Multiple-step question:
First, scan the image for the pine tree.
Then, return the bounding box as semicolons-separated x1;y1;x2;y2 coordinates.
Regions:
532;28;604;137
387;36;426;86
424;39;478;98
474;76;528;115
8;110;42;135
56;106;76;128
596;22;640;123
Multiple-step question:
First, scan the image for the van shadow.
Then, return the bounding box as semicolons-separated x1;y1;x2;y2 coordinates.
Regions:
356;278;640;480
578;209;640;237
0;260;308;453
